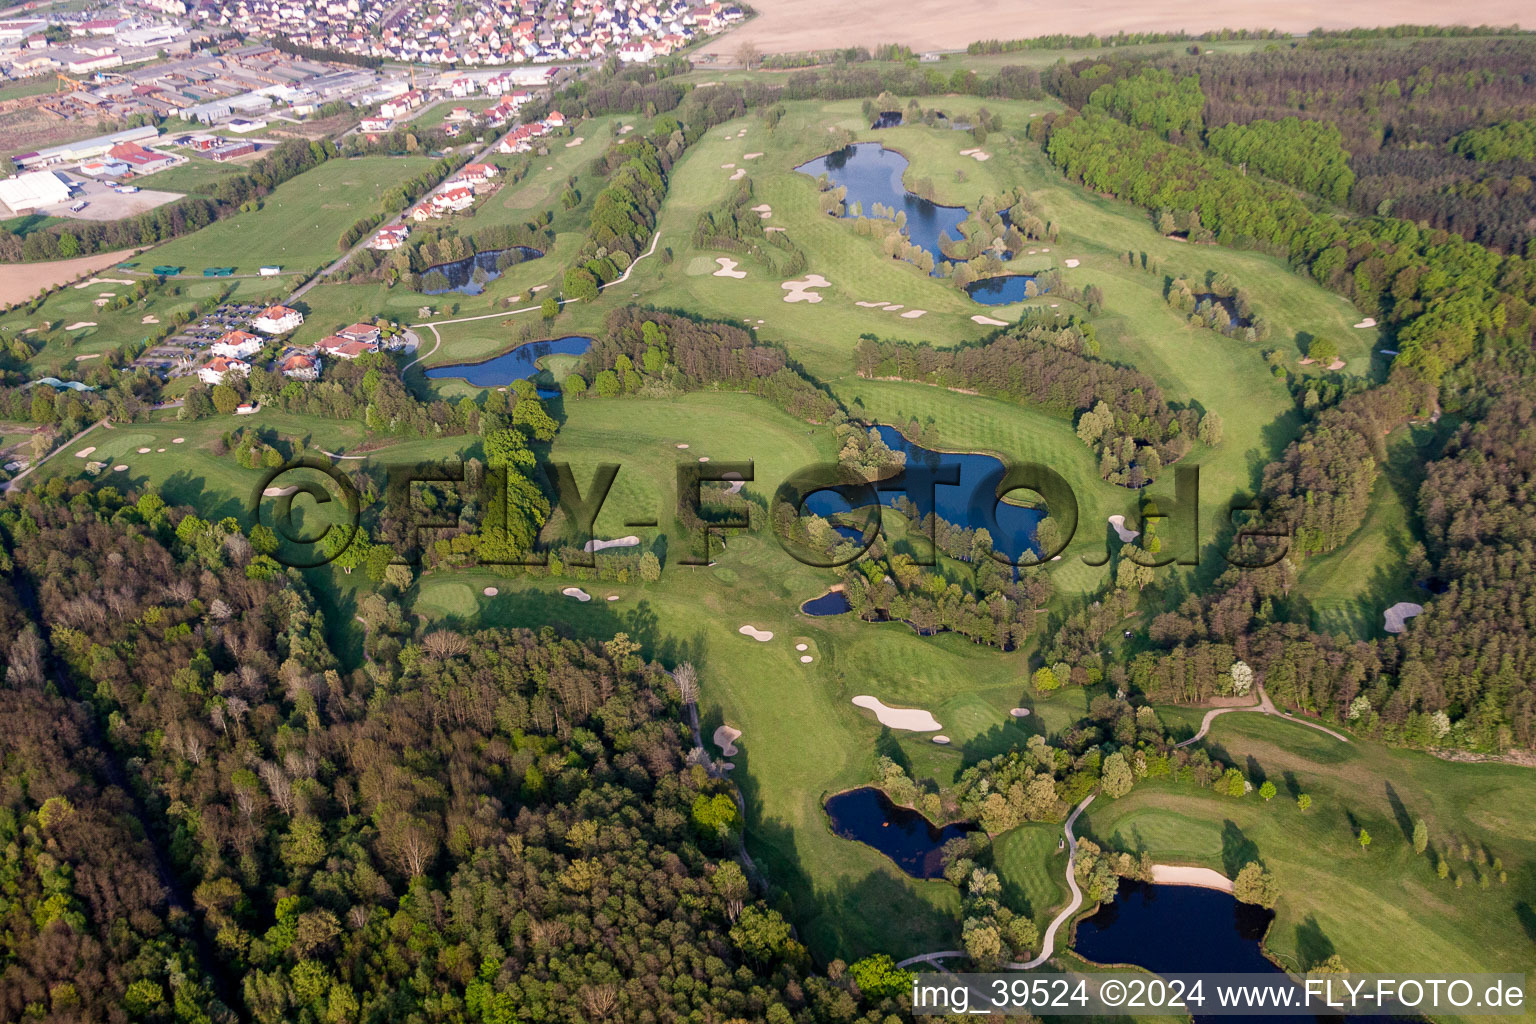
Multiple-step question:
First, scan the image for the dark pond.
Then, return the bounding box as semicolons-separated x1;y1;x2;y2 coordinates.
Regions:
796;143;967;278
1193;292;1250;327
1073;881;1392;1024
871;110;903;129
823;787;976;878
966;273;1041;306
424;335;592;387
802;423;1045;563
420;246;544;295
801;589;852;616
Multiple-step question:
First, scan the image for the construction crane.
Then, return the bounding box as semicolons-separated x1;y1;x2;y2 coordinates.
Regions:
55;73;84;93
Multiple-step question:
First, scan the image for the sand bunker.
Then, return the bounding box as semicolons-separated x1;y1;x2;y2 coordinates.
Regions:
137;447;151;453
900;309;926;319
620;124;634;134
932;735;951;744
1353;317;1377;329
1108;514;1140;543
1383;602;1424;633
75;353;100;361
1150;865;1234;892
141;315;159;324
972;314;1009;326
564;136;584;147
738;624;773;641
1064;259;1080;268
65;321;97;330
483;587;499;596
764;226;786;234
743;152;763;160
729;168;747;180
713;257;747;279
781;274;830;303
157;448;166;452
74;447;96;458
676;443;690;449
262;485;299;497
112;464;128;472
583;535;640;553
855;300;887;307
799;655;813;664
562;587;592;602
74;277;133;289
750;203;772;220
714;725;741;756
851;695;941;732
795;643;808;651
607;594;619;601
699;456;710;462
721;162;736;168
957;148;990;161
883;304;903;311
1328;359;1347;370
172;437;184;443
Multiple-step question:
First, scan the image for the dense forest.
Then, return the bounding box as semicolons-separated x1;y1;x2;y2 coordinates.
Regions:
1034;49;1536;748
0;489;926;1022
1043;38;1536;251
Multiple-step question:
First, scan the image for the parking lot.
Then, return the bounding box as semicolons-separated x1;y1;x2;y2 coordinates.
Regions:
38;177;182;221
131;301;267;377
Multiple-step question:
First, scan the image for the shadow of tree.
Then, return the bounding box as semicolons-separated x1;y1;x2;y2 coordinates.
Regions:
1294;915;1336;970
1221;819;1259;877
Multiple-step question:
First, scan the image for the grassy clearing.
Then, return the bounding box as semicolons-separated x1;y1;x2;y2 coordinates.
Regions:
1077;711;1536;988
144;156;439;275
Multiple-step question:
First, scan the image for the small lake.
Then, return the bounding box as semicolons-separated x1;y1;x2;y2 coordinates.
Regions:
1073;880;1365;1024
802;424;1045;563
824;787;976;878
966;273;1040;306
424;335;592;387
801;589;852;616
420;246;544;295
796;143;968;278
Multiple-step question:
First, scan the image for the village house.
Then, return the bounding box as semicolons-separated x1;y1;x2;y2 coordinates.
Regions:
252;304;303;334
316;334;378;359
338;323;382;345
278;351;322;380
198;355;251;385
210;329;264;359
368;224;410;250
432;185;475;212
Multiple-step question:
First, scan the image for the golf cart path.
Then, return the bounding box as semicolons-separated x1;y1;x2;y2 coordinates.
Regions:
1176;684;1350;748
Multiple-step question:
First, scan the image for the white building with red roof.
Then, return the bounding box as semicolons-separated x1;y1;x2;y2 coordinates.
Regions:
198;355;251;385
210;329;263;359
252;305;303;334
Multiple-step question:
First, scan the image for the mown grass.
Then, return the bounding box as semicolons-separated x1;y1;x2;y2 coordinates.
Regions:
1077;711;1536;991
144;156;440;275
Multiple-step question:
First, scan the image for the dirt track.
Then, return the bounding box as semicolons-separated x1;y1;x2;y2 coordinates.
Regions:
697;0;1529;57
